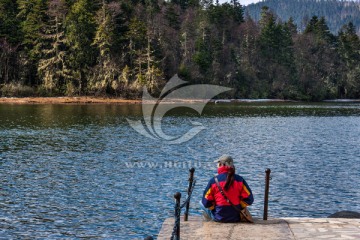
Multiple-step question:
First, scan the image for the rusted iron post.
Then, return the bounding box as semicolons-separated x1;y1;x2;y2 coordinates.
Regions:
263;168;271;220
174;192;181;240
184;168;195;221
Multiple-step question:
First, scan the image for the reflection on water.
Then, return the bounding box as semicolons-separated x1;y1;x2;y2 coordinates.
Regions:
1;103;360;239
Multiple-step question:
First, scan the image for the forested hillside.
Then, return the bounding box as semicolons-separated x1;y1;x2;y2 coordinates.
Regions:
0;0;360;100
245;0;360;34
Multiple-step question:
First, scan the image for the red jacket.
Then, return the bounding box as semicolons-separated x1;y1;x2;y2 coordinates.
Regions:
202;166;254;222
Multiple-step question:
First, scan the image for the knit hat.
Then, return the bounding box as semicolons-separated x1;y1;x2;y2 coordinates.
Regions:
213;155;234;167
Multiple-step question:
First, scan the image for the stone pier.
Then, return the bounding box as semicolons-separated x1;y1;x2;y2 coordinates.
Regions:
157;216;360;239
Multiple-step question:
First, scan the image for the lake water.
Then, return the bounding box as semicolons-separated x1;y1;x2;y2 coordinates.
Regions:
1;102;360;239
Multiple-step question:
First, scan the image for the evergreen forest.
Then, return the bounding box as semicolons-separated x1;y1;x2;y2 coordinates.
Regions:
246;0;360;34
1;0;360;100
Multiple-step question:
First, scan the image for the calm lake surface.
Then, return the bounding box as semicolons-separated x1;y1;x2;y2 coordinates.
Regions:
1;102;360;239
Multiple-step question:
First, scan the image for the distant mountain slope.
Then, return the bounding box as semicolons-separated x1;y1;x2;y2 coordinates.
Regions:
245;0;360;34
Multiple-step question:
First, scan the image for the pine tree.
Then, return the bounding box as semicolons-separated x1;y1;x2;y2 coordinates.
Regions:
193;29;213;75
65;0;96;95
338;22;360;67
37;0;69;94
259;7;280;61
257;6;298;98
285;17;297;36
17;0;47;60
338;22;360;98
296;15;338;100
90;0;122;95
0;0;22;44
165;3;180;30
231;0;243;24
305;16;335;45
17;0;48;85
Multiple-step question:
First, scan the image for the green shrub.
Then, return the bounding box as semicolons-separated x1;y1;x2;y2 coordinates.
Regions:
0;83;35;97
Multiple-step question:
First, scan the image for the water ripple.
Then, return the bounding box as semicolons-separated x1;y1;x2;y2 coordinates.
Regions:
0;103;360;238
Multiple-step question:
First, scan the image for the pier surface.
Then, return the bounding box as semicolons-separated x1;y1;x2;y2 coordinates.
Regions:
158;216;360;239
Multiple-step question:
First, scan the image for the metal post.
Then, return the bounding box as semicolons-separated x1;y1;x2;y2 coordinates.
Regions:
174;192;181;240
184;168;195;221
263;168;271;220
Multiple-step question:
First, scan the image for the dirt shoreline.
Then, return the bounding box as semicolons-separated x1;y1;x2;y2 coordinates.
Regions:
0;97;143;104
0;97;212;104
1;97;359;104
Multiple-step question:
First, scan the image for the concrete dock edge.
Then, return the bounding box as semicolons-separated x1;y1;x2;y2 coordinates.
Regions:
157;216;360;239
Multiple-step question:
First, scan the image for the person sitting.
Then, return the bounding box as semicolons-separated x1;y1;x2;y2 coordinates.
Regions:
200;155;254;222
